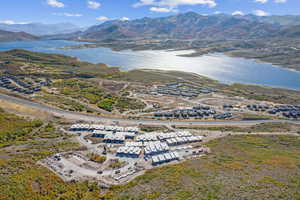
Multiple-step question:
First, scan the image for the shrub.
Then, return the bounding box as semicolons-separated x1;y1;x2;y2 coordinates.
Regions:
88;153;106;164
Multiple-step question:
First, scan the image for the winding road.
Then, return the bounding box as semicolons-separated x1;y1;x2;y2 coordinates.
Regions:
1;93;300;126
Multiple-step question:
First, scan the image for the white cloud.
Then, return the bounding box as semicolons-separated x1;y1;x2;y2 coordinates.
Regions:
232;11;244;16
0;20;15;25
0;20;30;25
255;0;287;3
96;16;130;21
53;13;82;17
120;17;130;21
254;0;268;3
96;16;109;21
274;0;287;3
150;7;177;12
87;1;101;9
133;0;217;9
253;10;270;16
47;0;64;8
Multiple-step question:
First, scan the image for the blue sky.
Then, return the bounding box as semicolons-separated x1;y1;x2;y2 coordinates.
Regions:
0;0;299;26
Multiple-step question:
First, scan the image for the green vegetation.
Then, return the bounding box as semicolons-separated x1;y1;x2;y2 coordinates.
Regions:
1;106;299;199
176;122;300;133
0;108;43;147
52;79;145;112
139;124;169;133
0;109;101;200
2;49;300;106
108;159;126;169
0;49;119;78
104;135;300;199
118;69;300;105
114;97;145;112
221;83;300;105
98;98;115;112
1;41;300;200
88;153;107;164
117;69;217;86
34;93;89;112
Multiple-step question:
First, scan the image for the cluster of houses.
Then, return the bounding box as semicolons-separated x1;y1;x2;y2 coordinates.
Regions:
138;82;215;98
166;136;203;146
154;105;232;119
116;146;142;158
70;124;139;133
0;61;10;66
120;131;203;165
93;130;136;141
154;105;216;119
223;105;234;110
69;124;204;165
268;105;300;119
144;141;170;155
70;124;139;144
0;75;52;95
151;152;180;165
213;112;233;120
157;131;192;139
247;104;270;112
103;134;126;144
136;134;159;142
246;104;300;119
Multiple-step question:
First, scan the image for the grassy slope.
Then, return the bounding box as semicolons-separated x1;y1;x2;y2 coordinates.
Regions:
0;49;119;78
50;79;146;112
0;106;299;199
175;122;300;133
2;49;300;105
105;135;300;200
220;83;300;105
0;109;101;200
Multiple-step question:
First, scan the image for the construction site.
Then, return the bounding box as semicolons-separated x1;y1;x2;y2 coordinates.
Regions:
40;123;209;186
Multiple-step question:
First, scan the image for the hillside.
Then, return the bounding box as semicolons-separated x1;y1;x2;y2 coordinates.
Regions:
104;134;300;199
77;12;282;41
280;25;300;37
2;49;300;106
0;30;39;42
59;12;300;72
0;49;299;200
0;23;82;36
246;15;300;26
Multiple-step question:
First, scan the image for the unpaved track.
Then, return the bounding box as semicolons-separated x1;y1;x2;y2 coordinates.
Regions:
1;93;300;126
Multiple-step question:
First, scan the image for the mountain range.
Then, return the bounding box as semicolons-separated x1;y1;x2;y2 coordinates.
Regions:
71;12;300;41
241;15;300;26
1;13;300;43
0;22;82;36
0;30;39;42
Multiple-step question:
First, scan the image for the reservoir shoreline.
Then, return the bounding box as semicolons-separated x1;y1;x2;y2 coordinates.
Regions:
1;40;300;90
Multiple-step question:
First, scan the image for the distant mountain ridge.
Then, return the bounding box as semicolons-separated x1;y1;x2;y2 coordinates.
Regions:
1;12;300;42
240;15;300;26
74;12;300;41
0;29;39;42
0;23;82;36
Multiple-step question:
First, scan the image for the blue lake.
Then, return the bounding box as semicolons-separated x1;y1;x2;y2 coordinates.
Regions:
0;40;300;90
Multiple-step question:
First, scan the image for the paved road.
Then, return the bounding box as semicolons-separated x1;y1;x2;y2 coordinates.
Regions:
1;93;300;126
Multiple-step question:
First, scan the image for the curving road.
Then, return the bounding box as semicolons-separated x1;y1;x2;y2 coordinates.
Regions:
1;93;300;126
